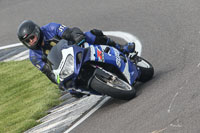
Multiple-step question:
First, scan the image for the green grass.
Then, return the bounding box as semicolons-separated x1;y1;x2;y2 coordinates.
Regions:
0;60;61;133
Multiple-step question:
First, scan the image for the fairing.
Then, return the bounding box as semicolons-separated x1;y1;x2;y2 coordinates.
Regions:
47;40;139;87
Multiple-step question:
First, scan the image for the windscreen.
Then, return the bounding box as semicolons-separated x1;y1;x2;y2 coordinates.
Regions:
47;39;70;69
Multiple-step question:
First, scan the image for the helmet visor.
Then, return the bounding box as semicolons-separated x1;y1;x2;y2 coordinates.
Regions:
22;26;40;48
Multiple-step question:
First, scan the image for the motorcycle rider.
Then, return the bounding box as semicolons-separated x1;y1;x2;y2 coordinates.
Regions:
17;20;135;97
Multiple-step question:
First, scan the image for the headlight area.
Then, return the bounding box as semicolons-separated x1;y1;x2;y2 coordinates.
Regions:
60;54;74;79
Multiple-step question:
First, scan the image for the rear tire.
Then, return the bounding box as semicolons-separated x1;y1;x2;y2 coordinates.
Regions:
136;57;154;82
90;72;136;100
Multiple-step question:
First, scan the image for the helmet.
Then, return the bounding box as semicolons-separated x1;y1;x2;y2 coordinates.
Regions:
17;20;43;50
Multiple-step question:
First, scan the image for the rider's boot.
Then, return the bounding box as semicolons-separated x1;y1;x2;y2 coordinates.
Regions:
107;39;135;54
114;42;135;54
107;40;138;62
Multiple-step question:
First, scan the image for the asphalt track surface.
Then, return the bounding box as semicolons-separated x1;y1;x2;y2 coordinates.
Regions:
1;0;200;133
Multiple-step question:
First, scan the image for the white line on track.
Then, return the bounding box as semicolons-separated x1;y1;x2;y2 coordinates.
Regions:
64;96;110;133
0;43;22;50
4;50;29;61
168;92;179;113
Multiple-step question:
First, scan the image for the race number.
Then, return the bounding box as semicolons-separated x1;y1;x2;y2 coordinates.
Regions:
59;24;66;32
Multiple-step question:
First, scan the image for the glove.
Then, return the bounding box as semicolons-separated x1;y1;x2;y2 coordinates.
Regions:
41;63;57;84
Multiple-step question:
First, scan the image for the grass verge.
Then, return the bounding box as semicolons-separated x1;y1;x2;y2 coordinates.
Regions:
0;60;61;133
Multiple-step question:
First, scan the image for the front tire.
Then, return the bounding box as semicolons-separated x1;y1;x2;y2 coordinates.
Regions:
90;70;136;100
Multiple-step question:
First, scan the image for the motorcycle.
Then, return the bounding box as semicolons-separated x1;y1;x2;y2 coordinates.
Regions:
47;39;154;100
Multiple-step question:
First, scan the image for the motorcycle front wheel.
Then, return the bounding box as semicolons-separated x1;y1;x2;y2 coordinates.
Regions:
90;69;136;100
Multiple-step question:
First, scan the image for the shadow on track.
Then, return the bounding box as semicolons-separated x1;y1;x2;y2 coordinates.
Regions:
99;69;175;109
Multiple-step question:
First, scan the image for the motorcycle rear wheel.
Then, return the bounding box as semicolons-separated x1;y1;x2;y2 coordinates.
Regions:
136;57;154;82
